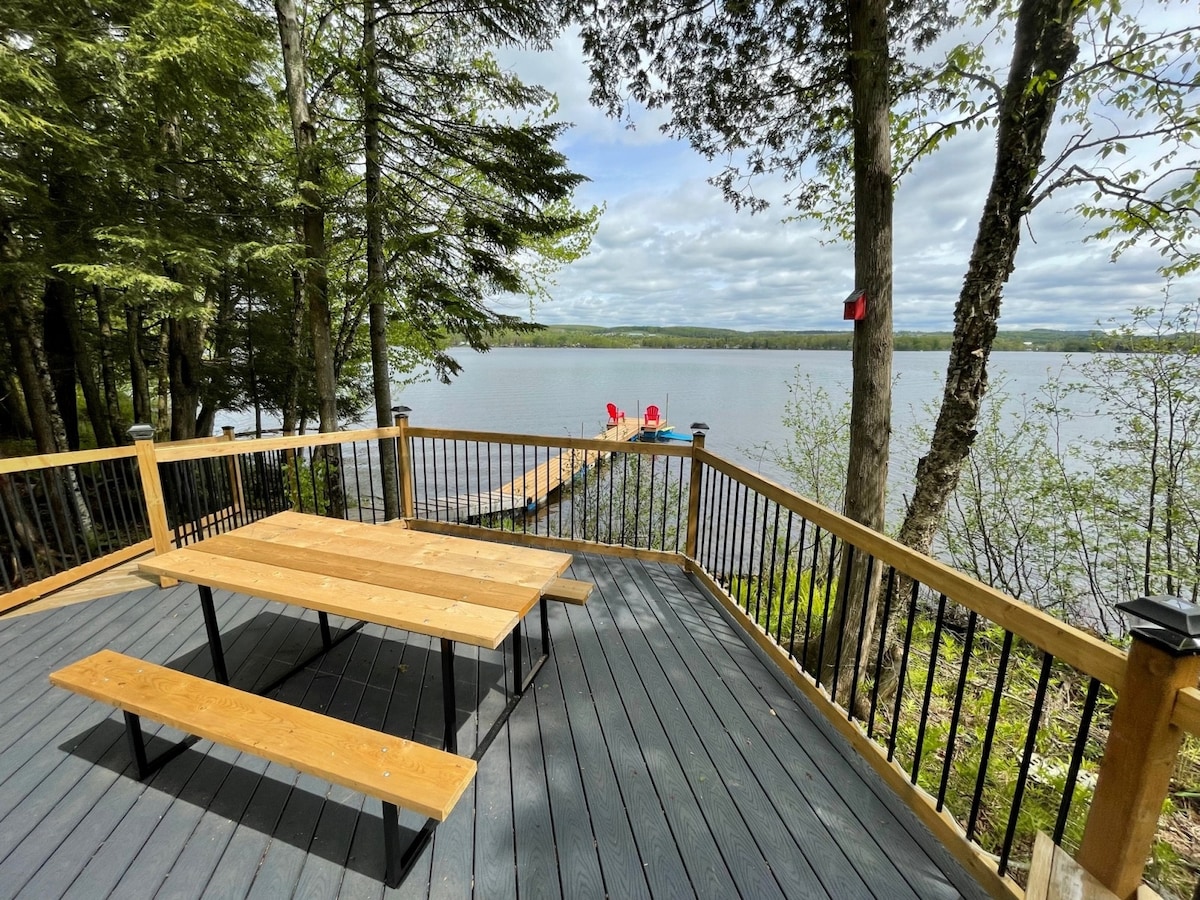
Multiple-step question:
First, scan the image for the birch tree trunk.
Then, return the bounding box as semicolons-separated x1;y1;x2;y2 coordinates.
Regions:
896;0;1082;558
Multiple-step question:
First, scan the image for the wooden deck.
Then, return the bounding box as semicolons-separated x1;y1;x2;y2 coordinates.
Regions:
0;552;987;899
414;420;645;522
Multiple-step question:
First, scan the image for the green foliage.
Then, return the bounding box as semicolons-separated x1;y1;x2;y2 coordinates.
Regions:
731;567;833;643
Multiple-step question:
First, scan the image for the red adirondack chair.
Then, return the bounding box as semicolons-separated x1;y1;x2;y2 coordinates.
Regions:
644;405;661;428
606;402;626;426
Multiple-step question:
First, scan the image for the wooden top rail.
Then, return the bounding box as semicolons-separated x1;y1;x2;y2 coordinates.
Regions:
153;426;403;463
1174;686;1200;735
50;649;476;821
695;447;1129;690
0;444;137;475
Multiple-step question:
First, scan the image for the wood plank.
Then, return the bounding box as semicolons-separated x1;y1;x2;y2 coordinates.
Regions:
658;560;962;899
190;534;539;614
0;539;155;615
0;444;136;475
234;519;565;591
152;426;403;462
138;549;518;649
1173;686;1200;735
543;577;592;605
50;650;476;821
255;510;573;579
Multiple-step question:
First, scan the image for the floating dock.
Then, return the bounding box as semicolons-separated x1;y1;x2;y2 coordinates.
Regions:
414;418;648;523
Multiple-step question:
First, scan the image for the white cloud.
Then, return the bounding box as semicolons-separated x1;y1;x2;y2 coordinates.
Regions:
500;23;1200;333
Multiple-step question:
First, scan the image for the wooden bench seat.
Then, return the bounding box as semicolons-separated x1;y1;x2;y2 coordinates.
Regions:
50;649;476;887
543;576;593;605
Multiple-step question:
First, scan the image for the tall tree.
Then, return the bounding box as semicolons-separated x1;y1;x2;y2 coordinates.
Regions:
568;0;947;695
896;0;1200;560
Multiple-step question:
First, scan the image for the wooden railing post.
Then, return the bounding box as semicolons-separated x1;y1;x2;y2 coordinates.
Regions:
130;425;177;587
685;428;707;560
221;426;246;519
394;408;414;519
1077;595;1200;899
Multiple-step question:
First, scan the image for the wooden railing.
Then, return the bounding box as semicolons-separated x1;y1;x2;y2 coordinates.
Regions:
2;421;1196;900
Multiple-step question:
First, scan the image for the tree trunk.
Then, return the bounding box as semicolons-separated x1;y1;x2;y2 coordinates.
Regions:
196;274;236;439
66;290;114;447
896;0;1082;558
815;0;893;700
274;0;343;516
155;321;170;433
363;0;399;520
94;285;126;446
42;278;80;450
168;313;204;440
126;305;152;428
1;221;66;456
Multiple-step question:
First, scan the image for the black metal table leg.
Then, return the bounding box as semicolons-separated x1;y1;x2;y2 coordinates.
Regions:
319;611;333;649
198;585;229;684
440;638;457;753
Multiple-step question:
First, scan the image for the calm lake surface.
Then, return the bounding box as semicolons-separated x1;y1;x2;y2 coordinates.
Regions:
375;348;1086;485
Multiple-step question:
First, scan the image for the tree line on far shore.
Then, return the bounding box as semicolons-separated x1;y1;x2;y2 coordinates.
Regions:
488;324;1107;352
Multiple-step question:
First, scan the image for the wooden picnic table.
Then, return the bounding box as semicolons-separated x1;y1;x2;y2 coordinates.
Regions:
139;511;575;756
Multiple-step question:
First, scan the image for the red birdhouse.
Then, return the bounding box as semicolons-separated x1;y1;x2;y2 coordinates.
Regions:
843;289;867;321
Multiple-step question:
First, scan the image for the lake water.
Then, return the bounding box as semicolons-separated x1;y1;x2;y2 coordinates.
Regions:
377;347;1083;483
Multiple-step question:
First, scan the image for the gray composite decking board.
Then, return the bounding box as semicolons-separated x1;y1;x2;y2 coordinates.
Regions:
618;556;891;899
526;599;607;900
654;562;984;900
563;557;697;899
0;553;989;900
656;562;950;893
551;598;652;900
581;555;778;900
0;585;225;892
605;555;853;899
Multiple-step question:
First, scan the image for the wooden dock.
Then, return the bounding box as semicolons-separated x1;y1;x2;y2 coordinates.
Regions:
413;419;648;523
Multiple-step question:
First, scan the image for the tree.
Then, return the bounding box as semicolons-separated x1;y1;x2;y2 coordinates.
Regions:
568;0;949;695
897;0;1200;560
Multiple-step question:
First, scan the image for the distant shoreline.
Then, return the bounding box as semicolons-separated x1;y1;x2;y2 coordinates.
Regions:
485;324;1102;353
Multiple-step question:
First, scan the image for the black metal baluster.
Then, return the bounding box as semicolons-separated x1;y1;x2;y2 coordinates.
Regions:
911;592;949;785
776;512;794;645
966;629;1014;841
801;525;823;667
867;567;898;740
786;517;808;659
999;652;1056;876
1053;676;1101;844
814;533;839;682
828;545;857;702
887;578;921;762
847;554;877;719
937;610;978;810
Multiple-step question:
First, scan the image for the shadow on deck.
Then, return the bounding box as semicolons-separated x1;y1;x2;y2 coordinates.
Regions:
0;554;988;899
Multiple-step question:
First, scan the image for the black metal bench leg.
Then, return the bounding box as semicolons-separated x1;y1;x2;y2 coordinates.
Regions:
124;711;150;778
122;710;197;778
440;638;457;754
382;801;436;888
198;585;229;685
318;611;333;650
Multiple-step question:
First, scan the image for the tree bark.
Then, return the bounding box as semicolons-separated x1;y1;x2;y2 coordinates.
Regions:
363;0;399;520
274;0;343;516
815;0;893;699
168;313;204;440
42;278;80;450
66;290;114;447
896;0;1082;558
94;285;126;446
197;274;236;439
126;305;152;428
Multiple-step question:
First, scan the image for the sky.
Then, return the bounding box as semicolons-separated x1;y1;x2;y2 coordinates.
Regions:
492;25;1199;334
